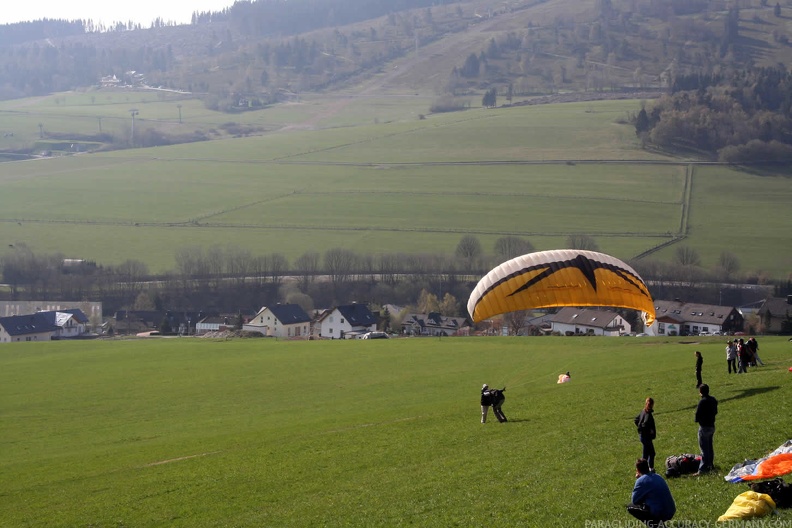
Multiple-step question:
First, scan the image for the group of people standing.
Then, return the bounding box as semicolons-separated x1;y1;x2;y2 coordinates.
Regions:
628;383;719;526
628;336;769;525
726;337;763;374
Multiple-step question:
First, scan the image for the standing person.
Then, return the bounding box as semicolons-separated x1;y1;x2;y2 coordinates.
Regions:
634;397;657;472
694;383;718;475
695;351;703;388
491;387;507;423
748;337;764;366
480;384;493;423
626;458;676;526
726;340;737;374
737;339;749;373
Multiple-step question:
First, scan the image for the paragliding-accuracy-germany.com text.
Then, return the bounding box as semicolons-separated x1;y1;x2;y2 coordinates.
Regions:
584;520;792;528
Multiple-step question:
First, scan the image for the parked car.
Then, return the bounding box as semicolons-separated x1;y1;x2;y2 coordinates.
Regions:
361;331;389;339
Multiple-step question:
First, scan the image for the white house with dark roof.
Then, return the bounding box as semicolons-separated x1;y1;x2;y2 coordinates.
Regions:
0;313;59;343
37;309;90;338
243;304;311;338
650;299;743;336
546;307;631;336
317;304;377;339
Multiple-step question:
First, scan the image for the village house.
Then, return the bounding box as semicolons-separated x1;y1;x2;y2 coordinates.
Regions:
756;296;792;334
0;301;102;321
0;313;59;343
317;304;378;339
243;304;311;338
545;307;631;336
37;309;91;338
195;315;234;336
650;299;743;336
401;312;470;337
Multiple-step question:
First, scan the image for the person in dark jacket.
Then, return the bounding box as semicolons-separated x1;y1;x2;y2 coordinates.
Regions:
491;387;507;423
634;397;657;472
695;351;703;388
747;337;764;366
627;458;676;526
480;384;493;423
694;383;718;474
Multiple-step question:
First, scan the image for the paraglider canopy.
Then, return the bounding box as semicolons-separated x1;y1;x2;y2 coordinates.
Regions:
467;249;655;326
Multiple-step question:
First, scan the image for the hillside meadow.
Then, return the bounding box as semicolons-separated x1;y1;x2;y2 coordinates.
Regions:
0;96;791;279
1;336;790;527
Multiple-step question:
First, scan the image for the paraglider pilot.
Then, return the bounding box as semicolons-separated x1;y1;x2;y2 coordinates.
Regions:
481;384;492;423
491;387;507;422
481;384;507;423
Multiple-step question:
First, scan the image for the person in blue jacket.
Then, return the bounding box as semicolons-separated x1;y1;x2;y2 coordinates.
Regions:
627;458;676;526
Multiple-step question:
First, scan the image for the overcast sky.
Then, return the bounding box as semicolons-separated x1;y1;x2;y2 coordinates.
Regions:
0;0;237;27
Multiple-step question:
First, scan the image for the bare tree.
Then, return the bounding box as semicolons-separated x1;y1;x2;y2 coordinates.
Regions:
270;253;289;286
455;235;483;260
205;245;225;288
717;251;740;279
114;259;150;300
175;246;207;288
376;253;401;286
494;236;534;262
225;245;253;285
675;245;701;267
505;309;529;335
566;234;599;251
325;248;357;288
295;251;320;290
456;235;483;272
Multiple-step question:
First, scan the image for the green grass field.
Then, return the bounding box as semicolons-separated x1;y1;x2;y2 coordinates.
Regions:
1;336;790;527
1;95;791;279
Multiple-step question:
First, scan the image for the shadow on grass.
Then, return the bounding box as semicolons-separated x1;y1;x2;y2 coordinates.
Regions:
719;385;780;403
657;386;781;415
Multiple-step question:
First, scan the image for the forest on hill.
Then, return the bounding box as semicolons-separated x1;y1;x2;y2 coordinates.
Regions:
4;0;792;159
3;0;792;100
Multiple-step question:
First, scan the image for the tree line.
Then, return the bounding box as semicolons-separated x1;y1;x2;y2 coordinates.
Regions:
2;234;786;327
193;0;462;37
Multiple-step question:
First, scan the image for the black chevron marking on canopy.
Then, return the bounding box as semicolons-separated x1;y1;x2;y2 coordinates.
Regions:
506;253;648;298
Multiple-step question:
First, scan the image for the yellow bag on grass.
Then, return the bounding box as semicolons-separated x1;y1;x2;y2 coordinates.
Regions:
718;490;776;522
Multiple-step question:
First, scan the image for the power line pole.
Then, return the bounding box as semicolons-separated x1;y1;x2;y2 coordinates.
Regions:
129;108;139;146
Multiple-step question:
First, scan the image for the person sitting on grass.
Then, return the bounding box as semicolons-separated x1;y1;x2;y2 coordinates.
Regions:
626;458;676;527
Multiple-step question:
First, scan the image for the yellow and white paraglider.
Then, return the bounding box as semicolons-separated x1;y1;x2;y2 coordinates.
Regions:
467;249;655;326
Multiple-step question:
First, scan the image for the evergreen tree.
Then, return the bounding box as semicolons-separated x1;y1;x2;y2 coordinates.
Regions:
482;87;497;108
635;108;650;135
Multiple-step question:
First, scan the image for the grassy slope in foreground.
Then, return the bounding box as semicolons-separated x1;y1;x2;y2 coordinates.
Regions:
0;336;790;527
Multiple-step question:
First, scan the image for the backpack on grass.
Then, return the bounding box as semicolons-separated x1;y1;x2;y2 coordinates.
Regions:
749;478;792;508
665;454;700;478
